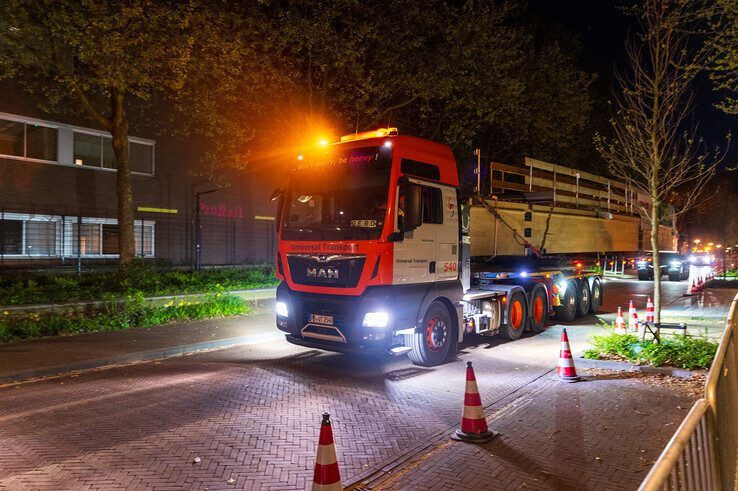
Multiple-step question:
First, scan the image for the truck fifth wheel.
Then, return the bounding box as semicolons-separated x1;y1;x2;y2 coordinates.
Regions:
272;129;616;367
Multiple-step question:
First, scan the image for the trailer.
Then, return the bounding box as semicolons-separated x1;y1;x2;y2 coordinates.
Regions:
271;129;665;367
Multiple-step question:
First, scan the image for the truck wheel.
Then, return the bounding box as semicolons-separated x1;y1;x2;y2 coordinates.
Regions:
554;280;577;322
406;301;453;367
577;280;591;318
637;270;650;281
529;288;547;333
499;291;526;340
589;277;603;314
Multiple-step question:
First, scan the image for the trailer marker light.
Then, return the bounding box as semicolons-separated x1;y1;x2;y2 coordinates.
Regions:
362;312;389;328
276;301;289;318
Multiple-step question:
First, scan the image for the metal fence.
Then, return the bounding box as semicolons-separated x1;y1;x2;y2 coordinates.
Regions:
0;206;277;274
639;293;738;490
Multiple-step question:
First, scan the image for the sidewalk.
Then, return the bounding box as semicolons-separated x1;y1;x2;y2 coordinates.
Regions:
0;303;279;385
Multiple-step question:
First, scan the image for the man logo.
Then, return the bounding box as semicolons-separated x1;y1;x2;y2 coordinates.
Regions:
306;268;339;279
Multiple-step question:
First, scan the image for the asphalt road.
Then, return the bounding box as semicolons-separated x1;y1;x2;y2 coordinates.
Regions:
0;278;717;489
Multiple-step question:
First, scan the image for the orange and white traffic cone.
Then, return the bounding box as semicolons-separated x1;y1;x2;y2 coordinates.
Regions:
689;280;699;295
451;361;497;443
557;329;580;382
697;276;704;291
628;300;639;333
615;306;626;332
645;297;655;325
312;413;341;491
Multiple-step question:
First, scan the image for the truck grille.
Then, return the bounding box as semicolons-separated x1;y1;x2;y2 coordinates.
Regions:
300;301;353;344
287;254;366;288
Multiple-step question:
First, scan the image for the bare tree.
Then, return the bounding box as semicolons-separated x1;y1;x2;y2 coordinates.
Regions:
595;0;726;324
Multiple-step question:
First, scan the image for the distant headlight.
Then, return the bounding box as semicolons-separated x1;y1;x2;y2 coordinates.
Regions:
669;260;682;268
689;255;697;264
362;312;389;328
636;260;647;267
702;255;711;264
276;301;289;318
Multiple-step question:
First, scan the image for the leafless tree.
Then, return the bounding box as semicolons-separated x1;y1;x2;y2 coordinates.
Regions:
595;0;727;323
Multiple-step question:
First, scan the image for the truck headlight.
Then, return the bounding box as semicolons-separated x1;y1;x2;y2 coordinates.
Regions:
636;260;647;267
669;260;682;268
557;281;567;293
362;312;389;328
276;301;289;318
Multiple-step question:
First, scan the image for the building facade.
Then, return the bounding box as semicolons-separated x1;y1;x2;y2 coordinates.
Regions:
0;109;278;271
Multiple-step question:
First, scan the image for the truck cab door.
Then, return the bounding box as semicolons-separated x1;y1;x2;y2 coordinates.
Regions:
392;179;449;285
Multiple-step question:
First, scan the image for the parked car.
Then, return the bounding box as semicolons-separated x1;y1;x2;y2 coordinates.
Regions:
636;252;689;281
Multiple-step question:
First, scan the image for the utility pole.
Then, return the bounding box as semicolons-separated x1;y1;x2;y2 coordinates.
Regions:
194;188;219;270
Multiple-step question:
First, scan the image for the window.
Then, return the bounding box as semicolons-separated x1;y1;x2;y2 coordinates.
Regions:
65;218;154;257
0;219;23;254
134;222;155;256
401;159;441;181
25;221;57;256
73;132;154;174
26;125;58;161
102;224;119;254
130;141;154;174
421;186;443;224
0;119;58;161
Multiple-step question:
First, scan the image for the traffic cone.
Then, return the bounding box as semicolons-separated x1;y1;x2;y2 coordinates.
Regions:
697;276;704;290
312;413;341;491
628;300;639;333
451;361;497;443
645;297;655;324
557;329;580;382
615;306;626;332
689;280;699;295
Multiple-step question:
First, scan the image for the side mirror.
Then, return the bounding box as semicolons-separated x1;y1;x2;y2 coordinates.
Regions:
398;179;423;232
269;188;284;202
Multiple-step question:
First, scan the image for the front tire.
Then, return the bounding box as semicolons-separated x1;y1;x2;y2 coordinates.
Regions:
499;291;527;340
407;301;453;367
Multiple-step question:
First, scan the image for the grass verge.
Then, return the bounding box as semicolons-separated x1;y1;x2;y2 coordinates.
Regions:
583;330;718;370
0;263;278;306
0;293;249;343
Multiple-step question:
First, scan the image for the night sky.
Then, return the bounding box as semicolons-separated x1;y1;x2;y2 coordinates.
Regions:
530;0;737;167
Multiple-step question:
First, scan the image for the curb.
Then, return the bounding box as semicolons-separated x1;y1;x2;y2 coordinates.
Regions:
0;331;284;386
575;356;697;379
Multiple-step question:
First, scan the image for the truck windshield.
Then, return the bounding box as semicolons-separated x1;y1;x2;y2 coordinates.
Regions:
281;145;392;241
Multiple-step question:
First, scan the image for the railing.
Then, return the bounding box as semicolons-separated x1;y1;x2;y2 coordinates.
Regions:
639;293;738;490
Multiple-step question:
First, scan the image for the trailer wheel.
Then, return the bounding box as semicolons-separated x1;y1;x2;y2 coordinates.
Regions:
589;277;603;314
406;301;453;367
554;280;577;322
577;279;591;318
528;288;548;333
499;291;526;340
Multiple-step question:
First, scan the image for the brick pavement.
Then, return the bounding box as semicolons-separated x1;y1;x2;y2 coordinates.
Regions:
0;278;722;490
361;370;699;490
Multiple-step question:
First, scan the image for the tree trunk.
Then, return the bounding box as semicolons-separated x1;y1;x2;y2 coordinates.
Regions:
110;90;136;270
651;199;661;324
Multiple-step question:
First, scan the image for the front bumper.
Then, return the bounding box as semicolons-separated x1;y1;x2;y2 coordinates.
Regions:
275;282;406;353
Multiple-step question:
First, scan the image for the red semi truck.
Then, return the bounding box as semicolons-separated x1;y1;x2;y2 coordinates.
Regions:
271;129;602;367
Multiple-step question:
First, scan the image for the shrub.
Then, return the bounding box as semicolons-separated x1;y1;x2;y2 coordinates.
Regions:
0;294;249;343
0;265;278;305
584;331;719;370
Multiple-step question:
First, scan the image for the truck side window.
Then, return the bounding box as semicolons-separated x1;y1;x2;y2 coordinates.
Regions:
421;186;443;224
